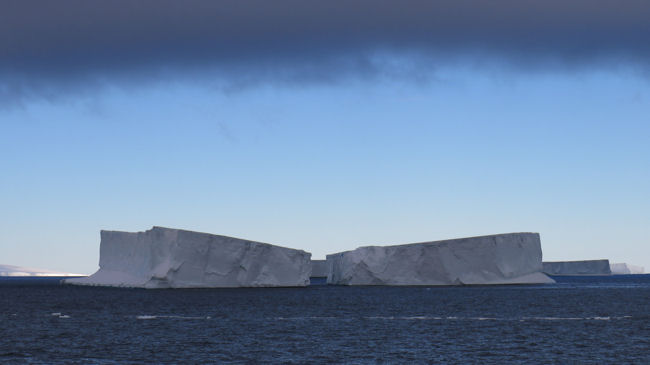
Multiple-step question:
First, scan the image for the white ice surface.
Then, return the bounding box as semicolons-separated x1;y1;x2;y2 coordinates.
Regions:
542;260;612;275
65;227;311;288
610;263;645;275
326;233;554;285
0;264;84;277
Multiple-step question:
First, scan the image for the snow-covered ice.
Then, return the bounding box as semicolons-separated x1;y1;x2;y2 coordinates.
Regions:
65;227;311;288
610;263;645;275
0;264;84;277
542;259;612;275
326;233;554;285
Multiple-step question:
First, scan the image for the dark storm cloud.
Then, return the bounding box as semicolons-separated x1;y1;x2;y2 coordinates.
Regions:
2;0;650;101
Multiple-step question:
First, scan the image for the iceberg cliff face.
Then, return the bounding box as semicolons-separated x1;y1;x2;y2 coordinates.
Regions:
326;233;553;285
610;263;645;275
65;227;311;288
310;260;328;277
542;260;611;275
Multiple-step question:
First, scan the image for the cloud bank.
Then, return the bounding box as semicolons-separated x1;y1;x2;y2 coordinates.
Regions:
2;0;650;101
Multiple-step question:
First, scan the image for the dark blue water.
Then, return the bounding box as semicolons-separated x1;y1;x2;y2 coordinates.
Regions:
1;276;649;364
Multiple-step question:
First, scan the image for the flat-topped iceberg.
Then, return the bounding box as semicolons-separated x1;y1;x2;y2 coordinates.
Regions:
0;264;84;277
310;260;328;278
543;260;612;275
326;233;554;285
610;263;645;275
65;227;311;288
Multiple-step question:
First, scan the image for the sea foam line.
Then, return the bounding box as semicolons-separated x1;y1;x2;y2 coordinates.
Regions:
272;315;633;321
136;315;211;320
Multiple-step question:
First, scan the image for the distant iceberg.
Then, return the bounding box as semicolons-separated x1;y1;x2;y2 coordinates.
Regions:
542;260;612;276
326;233;554;285
310;260;328;278
65;227;311;288
0;264;84;277
610;263;645;275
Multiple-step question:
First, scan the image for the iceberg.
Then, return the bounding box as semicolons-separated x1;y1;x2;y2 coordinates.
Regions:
326;233;554;285
65;227;311;288
0;264;84;277
610;263;645;275
542;260;612;275
310;260;328;278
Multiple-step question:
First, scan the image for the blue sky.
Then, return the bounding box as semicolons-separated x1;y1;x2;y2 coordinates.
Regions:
1;63;649;274
2;1;650;274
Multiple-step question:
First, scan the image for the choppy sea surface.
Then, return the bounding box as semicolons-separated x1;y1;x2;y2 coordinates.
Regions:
1;275;649;364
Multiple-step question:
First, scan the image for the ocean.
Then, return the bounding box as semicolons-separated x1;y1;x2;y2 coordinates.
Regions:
1;275;649;363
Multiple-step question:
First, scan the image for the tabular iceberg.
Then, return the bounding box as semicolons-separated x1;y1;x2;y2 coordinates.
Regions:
310;260;328;278
610;263;645;275
65;227;311;288
326;233;554;285
542;260;612;275
0;264;84;277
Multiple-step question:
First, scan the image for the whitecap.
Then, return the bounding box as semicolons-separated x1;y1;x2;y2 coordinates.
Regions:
136;315;209;320
523;317;583;321
136;315;157;320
